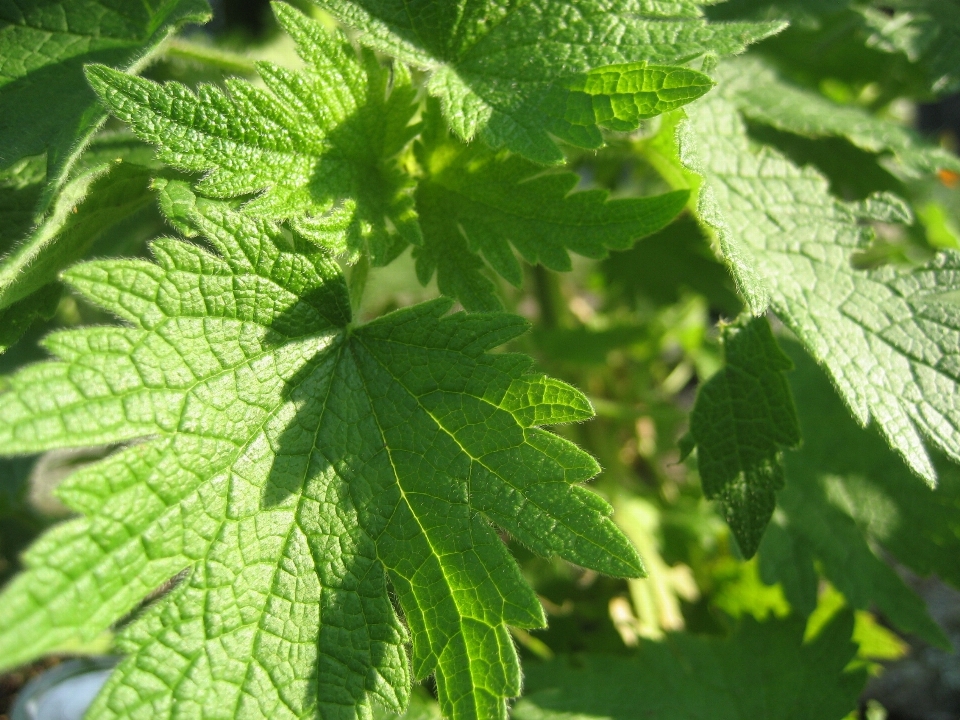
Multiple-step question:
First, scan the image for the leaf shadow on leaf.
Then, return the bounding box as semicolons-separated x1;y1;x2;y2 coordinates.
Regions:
0;48;133;173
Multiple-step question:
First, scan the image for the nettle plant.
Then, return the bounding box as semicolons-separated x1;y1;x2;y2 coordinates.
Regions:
1;1;959;719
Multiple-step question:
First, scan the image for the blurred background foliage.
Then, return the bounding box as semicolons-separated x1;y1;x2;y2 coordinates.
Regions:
2;1;960;719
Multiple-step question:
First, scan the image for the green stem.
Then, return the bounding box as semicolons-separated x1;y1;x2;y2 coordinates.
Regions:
164;38;257;75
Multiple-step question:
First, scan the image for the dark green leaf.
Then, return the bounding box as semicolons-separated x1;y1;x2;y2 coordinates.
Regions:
514;613;866;720
686;316;800;557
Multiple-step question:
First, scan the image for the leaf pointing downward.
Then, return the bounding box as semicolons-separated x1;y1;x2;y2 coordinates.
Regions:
686;316;800;558
0;191;641;720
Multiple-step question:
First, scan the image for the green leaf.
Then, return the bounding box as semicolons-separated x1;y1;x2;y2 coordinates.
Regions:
0;155;46;250
681;88;960;485
513;613;866;720
602;214;743;316
0;151;157;312
310;0;783;163
86;2;422;267
759;339;955;648
0;284;61;355
686;316;800;558
413;124;689;311
0;192;642;720
717;56;960;176
858;0;960;94
0;0;211;205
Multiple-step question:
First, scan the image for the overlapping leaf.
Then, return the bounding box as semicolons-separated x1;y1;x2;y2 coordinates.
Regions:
858;0;960;94
717;56;960;176
86;2;421;267
513;613;865;720
413;119;689;311
311;0;782;163
0;193;642;720
685;316;800;558
681;89;960;484
0;0;210;203
759;340;956;647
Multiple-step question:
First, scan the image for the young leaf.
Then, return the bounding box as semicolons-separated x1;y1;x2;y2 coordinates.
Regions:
86;2;421;267
718;56;960;176
681;89;960;484
310;0;783;163
513;613;866;720
0;0;211;205
413;128;689;311
759;339;956;647
0;194;642;720
685;316;800;558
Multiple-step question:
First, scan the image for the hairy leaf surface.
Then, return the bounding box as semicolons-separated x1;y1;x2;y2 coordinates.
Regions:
759;340;955;647
86;3;421;266
513;614;865;720
0;0;210;203
686;316;800;558
413;122;689;311
681;90;960;484
310;0;782;162
0;156;155;313
0;195;641;720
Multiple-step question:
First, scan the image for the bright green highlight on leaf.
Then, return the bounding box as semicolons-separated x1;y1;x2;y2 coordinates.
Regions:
310;0;783;163
0;192;641;720
685;316;800;558
413;115;689;311
85;2;421;267
557;62;715;133
0;0;211;205
513;613;866;720
682;88;960;485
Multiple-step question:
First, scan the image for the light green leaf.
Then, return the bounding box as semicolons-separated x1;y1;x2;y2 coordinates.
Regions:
686;316;800;558
310;0;783;163
86;2;421;266
513;613;866;720
759;339;955;648
717;56;960;176
0;0;211;206
681;89;960;485
0;193;641;720
413;122;689;311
